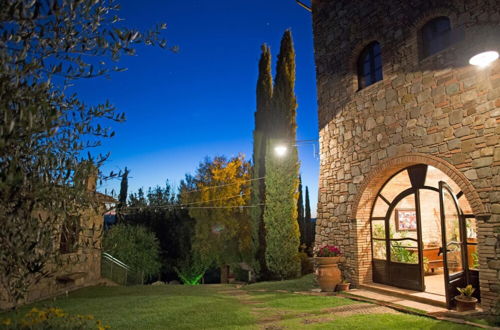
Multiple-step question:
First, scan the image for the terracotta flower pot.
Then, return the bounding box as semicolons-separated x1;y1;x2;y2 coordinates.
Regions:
336;283;350;292
315;257;342;292
455;295;478;312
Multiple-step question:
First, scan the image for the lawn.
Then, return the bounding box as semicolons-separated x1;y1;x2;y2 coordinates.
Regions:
1;280;478;329
243;273;318;292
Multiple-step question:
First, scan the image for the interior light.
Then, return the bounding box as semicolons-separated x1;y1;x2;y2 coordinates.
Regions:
469;51;499;67
274;145;288;157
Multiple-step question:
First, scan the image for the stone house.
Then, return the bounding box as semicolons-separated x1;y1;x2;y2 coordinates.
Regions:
311;0;499;312
0;175;114;309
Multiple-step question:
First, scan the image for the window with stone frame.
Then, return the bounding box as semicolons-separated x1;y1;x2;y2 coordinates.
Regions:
357;41;383;90
60;216;80;254
419;16;452;59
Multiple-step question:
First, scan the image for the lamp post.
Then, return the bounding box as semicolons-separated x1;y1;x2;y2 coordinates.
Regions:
274;145;288;157
274;140;318;159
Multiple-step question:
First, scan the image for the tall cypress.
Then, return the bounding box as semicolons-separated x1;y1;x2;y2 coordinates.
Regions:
263;30;301;279
297;175;305;247
118;167;129;207
251;44;273;278
117;167;129;223
304;186;313;251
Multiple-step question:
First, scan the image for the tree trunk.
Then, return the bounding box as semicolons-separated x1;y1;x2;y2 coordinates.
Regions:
220;265;229;284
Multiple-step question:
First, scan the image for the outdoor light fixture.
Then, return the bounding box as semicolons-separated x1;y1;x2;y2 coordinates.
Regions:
274;145;288;157
273;140;319;159
469;50;499;68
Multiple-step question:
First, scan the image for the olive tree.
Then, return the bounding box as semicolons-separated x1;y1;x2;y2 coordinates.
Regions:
0;0;172;308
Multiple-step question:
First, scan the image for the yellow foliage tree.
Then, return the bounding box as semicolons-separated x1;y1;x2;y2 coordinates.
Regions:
181;155;253;277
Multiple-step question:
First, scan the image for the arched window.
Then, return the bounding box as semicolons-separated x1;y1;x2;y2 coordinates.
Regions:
420;17;452;59
357;42;383;90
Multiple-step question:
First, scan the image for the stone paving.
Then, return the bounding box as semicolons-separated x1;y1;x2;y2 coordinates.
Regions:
216;287;404;329
321;303;400;317
347;288;448;314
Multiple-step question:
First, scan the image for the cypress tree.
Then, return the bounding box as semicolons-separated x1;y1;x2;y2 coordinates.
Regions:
117;167;129;223
119;167;129;207
251;44;273;278
263;30;301;279
304;186;313;251
297;175;305;247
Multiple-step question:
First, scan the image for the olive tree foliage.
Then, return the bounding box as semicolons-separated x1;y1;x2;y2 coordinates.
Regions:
0;0;172;307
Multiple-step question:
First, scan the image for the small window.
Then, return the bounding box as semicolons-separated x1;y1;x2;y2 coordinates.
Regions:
357;42;383;90
60;217;79;254
420;17;452;59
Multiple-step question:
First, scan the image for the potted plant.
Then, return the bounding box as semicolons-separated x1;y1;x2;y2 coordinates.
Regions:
455;285;478;312
315;245;342;292
336;279;350;292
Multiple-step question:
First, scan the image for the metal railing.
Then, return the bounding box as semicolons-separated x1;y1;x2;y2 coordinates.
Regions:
101;252;144;285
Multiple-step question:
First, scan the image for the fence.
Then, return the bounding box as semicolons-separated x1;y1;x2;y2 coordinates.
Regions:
101;252;144;285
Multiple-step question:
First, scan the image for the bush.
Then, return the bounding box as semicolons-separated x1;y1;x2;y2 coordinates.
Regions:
298;252;314;276
103;224;161;280
1;307;108;329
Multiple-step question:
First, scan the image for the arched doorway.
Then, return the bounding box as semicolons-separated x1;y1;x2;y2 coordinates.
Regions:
369;164;480;308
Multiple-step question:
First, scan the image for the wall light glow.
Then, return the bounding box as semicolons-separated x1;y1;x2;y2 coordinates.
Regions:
469;51;499;68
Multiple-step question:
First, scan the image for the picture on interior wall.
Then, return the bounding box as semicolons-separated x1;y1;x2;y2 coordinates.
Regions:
395;209;417;231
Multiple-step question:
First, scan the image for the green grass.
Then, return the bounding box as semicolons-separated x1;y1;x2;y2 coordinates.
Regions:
464;315;500;327
1;283;480;329
2;285;257;330
243;273;317;292
278;313;475;329
249;291;356;311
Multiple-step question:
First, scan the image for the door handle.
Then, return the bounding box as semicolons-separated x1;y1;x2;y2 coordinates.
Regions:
438;247;451;256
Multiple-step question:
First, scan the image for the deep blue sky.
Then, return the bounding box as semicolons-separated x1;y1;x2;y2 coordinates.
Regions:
77;0;319;216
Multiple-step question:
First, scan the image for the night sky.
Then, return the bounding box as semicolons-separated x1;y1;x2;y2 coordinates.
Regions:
76;0;319;216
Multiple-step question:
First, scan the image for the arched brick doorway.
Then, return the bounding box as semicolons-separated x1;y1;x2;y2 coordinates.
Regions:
350;153;486;305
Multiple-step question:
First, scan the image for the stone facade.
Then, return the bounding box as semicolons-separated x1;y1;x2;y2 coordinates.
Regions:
0;182;112;310
311;0;500;312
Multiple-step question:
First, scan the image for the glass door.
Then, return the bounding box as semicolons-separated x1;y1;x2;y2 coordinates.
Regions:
387;192;423;291
439;181;468;309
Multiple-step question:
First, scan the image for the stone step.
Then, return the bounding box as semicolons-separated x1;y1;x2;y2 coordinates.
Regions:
358;283;447;308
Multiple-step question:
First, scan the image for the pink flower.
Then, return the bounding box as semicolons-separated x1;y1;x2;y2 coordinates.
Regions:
316;245;341;257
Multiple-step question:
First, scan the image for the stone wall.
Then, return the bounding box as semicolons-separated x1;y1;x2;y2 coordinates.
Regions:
25;208;104;305
0;195;108;310
311;0;500;312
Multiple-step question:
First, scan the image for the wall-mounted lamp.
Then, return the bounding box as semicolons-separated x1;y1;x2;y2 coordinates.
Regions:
464;24;500;68
469;50;499;68
295;0;311;12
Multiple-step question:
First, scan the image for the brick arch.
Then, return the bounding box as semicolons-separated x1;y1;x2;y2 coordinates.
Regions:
348;39;385;93
352;153;486;222
350;39;384;73
409;6;459;32
349;153;487;285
